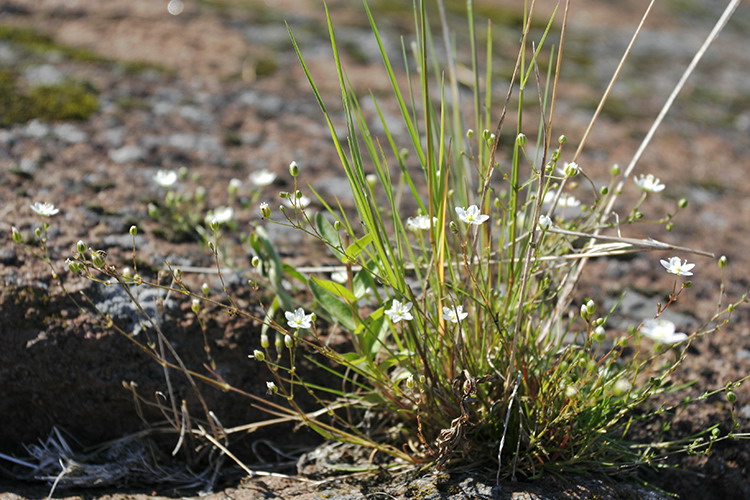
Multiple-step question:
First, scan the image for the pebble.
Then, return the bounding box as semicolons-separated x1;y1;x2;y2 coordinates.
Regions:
109;144;146;163
53;123;88;144
23;64;64;86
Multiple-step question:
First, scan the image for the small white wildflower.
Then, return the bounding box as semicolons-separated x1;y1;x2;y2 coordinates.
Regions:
538;214;552;230
249;169;277;187
640;319;688;344
634;174;666;193
455;205;489;225
330;270;348;284
30;202;59;217
229;178;242;192
153;170;178;188
563;161;580;178
266;381;278;394
558;193;581;208
284;195;311;209
406;215;437;231
660;256;695;277
442;305;468;324
206;206;234;225
384;299;414;323
259;202;270;218
285;307;313;329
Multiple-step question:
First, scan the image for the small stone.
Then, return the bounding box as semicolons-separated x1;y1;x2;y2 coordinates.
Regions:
109;145;146;164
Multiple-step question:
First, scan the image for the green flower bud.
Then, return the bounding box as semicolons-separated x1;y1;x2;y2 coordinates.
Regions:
558;135;567;144
611;164;621;176
591;325;606;342
726;391;737;403
599;186;609;196
466;129;474;138
295;189;302;199
201;282;210;296
665;222;674;231
279;191;290;199
449;221;458;234
191;298;201;314
678;198;688;209
251;255;261;268
333;220;341;231
66;259;81;274
129;225;138;237
11;226;22;244
516;133;527;146
266;381;278;394
122;267;134;280
76;240;87;255
365;174;378;187
564;162;580;178
34;227;42;239
284;335;294;349
91;250;105;268
260;202;270;218
252;350;265;362
289;161;299;177
260;333;270;349
718;255;728;268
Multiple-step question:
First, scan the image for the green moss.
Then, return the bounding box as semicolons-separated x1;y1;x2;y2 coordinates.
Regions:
0;69;99;126
0;24;166;74
0;25;107;64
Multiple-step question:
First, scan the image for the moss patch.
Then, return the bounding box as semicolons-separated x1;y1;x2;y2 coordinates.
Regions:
0;70;99;126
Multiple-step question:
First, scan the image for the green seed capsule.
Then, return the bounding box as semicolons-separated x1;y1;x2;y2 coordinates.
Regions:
726;391;737;403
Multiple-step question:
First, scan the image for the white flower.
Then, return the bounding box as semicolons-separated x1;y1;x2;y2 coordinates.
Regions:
538;214;552;230
455;205;489;225
284;195;311;209
206;206;234;225
30;202;59;217
229;178;242;190
640;319;688;344
660;256;695;277
634;174;665;193
442;305;468;324
543;192;581;208
249;169;277;187
563;161;580;178
406;215;437;231
154;170;178;188
384;299;414;323
285;307;313;329
330;270;348;284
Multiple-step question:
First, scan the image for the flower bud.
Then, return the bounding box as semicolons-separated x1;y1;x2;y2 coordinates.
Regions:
558;135;567;144
284;335;294;349
726;391;737;403
516;133;527;146
174;268;182;281
310;312;317;322
466;129;474;138
266;381;278;394
260;333;270;349
251;255;261;268
538;215;552;230
365;174;378;187
11;226;22;244
295;189;302;199
289;161;299;177
678;198;688;209
195;186;206;202
665;222;674;231
333;220;341;231
76;240;87;255
260;202;270;218
191;298;201;314
91;250;105;268
34;227;42;239
127;225;137;237
252;350;265;362
201;282;210;296
66;259;81;274
279;191;290;199
599;186;609;196
449;221;458;234
611;164;621;176
718;255;728;268
122;267;134;280
228;178;242;195
591;325;606;342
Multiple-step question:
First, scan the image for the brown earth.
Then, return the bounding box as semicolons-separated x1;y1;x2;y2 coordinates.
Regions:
1;0;749;498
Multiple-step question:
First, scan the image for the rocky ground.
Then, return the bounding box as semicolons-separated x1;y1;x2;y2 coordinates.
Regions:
1;0;750;498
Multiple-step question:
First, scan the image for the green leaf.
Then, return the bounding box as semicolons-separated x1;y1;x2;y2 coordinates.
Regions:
310;278;357;331
354;307;387;356
345;233;372;261
353;266;375;300
311;276;357;303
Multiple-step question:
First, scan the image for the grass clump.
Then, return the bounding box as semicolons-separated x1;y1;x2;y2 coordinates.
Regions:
10;0;748;492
